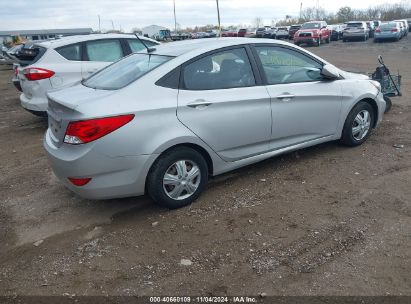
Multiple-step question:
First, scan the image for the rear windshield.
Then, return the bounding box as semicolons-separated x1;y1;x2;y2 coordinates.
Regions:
290;26;301;29
15;43;46;66
82;53;172;90
380;23;397;29
347;23;363;28
302;22;320;29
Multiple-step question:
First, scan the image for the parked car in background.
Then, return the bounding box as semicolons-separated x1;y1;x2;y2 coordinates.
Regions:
288;25;302;39
374;22;402;42
194;32;208;39
238;28;256;38
275;27;289;39
366;21;376;38
294;21;330;46
343;21;369;42
256;27;269;38
16;34;159;116
221;29;238;37
328;24;344;40
393;20;409;37
43;38;386;209
373;20;382;29
407;19;411;31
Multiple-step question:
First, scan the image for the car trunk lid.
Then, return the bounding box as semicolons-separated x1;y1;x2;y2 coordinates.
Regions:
47;84;116;147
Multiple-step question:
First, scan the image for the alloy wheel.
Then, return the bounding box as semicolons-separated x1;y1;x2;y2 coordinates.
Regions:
352;110;371;141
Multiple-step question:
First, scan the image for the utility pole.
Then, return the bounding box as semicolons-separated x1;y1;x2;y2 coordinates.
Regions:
299;2;303;21
98;15;101;33
216;0;221;37
111;20;115;30
173;0;177;33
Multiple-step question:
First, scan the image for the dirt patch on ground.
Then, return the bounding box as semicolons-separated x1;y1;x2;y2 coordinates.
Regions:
0;37;410;296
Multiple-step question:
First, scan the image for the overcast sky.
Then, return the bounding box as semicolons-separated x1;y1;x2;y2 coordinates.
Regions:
0;0;404;31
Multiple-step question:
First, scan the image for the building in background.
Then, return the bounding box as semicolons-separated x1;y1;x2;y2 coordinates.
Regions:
142;25;167;38
0;28;93;44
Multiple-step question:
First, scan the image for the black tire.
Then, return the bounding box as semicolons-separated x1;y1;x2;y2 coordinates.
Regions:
294;41;300;46
343;38;347;42
147;147;208;209
326;36;330;43
384;96;392;113
316;37;321;47
341;102;375;146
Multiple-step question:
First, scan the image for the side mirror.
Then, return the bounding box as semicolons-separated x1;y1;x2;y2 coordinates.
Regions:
321;64;340;79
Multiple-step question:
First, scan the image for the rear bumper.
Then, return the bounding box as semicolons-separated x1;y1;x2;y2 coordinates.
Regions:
343;32;366;38
43;129;158;200
20;92;48;112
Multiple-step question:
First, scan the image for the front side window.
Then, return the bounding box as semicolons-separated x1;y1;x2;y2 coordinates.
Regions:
183;48;255;90
85;39;123;62
56;43;81;61
127;39;157;53
83;53;172;90
255;46;323;85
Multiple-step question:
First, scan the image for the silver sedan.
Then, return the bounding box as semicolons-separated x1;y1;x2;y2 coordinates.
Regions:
44;38;386;209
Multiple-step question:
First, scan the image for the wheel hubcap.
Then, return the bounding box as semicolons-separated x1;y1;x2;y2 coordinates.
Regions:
352;110;371;141
163;160;201;200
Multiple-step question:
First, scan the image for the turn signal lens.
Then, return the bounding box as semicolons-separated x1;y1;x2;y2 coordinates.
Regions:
64;114;134;144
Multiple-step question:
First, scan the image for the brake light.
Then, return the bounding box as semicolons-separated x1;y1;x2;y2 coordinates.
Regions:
375;28;381;33
391;28;398;32
23;68;55;81
68;177;92;186
64;114;135;144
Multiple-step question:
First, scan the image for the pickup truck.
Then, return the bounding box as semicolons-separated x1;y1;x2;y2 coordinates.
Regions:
293;21;330;46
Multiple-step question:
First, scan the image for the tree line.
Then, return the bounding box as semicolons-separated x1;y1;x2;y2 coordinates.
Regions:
276;2;411;26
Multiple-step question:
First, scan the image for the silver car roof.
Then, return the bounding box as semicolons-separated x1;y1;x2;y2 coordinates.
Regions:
143;37;310;57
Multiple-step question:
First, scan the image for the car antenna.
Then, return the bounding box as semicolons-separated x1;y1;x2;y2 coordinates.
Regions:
134;33;156;53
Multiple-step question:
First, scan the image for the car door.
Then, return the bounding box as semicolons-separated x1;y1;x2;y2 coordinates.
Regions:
177;47;272;162
81;39;124;79
253;45;342;150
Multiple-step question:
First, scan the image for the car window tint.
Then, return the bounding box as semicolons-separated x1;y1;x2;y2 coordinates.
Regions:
127;39;157;53
56;44;81;61
255;46;323;85
183;48;255;90
86;39;123;62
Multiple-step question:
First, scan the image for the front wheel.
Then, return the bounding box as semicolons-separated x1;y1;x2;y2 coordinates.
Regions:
341;102;375;146
147;147;208;209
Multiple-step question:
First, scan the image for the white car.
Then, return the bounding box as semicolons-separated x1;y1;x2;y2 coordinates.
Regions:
17;34;158;116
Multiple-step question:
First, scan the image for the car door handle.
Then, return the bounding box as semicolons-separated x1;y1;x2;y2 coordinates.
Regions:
187;99;213;108
276;94;295;101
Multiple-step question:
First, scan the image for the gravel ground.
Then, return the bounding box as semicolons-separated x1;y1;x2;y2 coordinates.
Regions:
0;37;410;297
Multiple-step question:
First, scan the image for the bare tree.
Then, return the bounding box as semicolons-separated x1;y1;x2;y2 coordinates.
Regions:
252;17;263;28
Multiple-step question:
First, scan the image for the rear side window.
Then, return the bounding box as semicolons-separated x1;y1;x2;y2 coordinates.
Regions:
126;39;157;53
85;39;123;62
56;43;81;61
83;53;172;90
183;48;255;90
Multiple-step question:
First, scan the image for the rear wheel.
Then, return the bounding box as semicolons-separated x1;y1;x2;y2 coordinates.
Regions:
341;102;375;146
147;147;208;209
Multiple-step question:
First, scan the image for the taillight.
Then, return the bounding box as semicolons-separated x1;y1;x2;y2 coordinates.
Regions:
375;28;381;33
64;114;135;144
23;68;55;81
391;28;398;32
68;177;92;186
